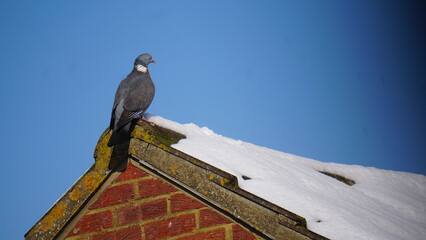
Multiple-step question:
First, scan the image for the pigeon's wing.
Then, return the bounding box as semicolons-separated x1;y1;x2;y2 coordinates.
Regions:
114;107;143;131
109;105;117;130
109;75;131;130
109;97;123;130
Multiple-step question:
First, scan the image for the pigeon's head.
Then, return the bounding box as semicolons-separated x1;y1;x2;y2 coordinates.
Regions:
134;53;156;68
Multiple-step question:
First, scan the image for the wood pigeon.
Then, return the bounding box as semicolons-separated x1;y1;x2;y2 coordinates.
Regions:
108;53;156;147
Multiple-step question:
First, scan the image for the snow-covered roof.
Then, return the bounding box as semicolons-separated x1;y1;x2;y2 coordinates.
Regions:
147;114;426;240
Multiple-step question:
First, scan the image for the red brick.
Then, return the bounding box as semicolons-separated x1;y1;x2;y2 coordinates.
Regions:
91;225;142;240
118;204;140;226
200;209;231;228
118;198;167;225
138;178;177;199
92;231;115;240
144;213;196;240
115;163;149;182
138;198;168;220
67;210;113;237
116;225;142;240
89;183;135;209
175;228;226;240
232;225;257;240
171;193;206;213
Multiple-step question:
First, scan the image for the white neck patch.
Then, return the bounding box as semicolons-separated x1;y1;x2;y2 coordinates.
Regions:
136;64;147;73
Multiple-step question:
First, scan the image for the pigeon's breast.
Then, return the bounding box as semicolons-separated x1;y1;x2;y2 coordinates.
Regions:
124;73;155;112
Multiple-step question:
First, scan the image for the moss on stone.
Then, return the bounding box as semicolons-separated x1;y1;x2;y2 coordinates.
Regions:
131;120;186;150
319;171;356;186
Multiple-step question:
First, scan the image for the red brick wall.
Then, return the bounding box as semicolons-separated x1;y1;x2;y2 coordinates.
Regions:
65;162;262;240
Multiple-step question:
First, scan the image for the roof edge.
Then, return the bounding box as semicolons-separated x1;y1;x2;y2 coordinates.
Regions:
25;129;114;240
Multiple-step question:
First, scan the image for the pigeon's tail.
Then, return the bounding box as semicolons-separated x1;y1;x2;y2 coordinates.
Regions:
108;123;131;147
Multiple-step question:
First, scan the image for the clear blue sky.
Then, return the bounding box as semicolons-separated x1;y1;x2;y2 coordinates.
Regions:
1;1;425;239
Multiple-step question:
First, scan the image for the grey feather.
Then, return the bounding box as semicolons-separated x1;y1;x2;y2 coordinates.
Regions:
108;53;155;147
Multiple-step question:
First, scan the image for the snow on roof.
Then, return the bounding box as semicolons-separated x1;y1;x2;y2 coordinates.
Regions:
147;114;426;240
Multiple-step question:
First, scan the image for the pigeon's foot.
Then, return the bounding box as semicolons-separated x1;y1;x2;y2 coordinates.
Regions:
141;118;157;126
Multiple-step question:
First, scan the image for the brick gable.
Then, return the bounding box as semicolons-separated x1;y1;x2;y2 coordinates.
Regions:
64;161;261;240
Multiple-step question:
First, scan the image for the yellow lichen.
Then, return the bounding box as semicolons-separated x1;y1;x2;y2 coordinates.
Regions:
158;144;170;151
39;202;67;231
171;167;178;175
84;172;101;191
219;177;229;186
68;187;82;201
93;128;112;170
38;220;53;232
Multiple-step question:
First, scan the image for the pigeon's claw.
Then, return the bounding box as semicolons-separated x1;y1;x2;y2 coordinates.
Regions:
141;118;157;126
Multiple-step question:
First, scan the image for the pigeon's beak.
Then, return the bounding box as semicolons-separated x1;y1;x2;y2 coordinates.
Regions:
151;60;156;63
